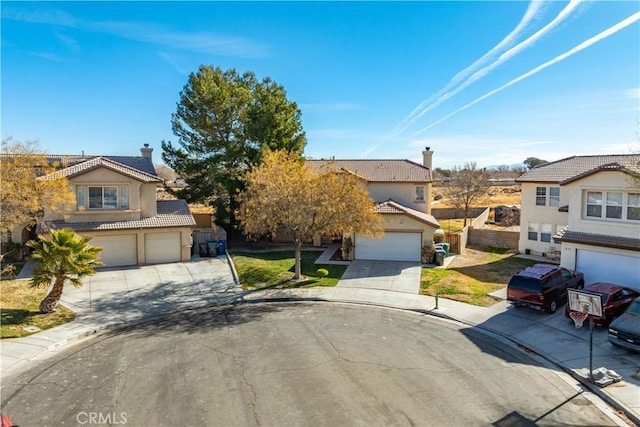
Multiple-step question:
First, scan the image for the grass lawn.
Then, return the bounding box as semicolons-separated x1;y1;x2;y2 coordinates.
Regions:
231;250;347;291
1;279;76;339
420;247;536;306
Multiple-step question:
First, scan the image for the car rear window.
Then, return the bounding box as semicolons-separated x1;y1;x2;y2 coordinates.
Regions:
508;276;541;292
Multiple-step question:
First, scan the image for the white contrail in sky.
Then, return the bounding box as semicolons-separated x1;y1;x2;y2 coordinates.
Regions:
400;0;583;134
390;0;548;138
412;11;640;135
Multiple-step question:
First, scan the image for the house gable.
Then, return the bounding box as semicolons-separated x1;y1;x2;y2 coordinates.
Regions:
376;199;439;228
42;156;162;183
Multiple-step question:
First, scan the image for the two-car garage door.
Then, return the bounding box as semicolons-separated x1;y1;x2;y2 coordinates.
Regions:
576;249;640;290
90;232;182;267
355;232;422;262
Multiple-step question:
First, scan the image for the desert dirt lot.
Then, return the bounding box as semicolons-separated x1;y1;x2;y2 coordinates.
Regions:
433;185;521;208
448;245;515;268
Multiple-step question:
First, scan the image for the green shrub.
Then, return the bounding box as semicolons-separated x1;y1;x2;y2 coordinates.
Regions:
316;268;329;277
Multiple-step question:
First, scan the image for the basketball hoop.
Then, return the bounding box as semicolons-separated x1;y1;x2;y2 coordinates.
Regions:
570;311;589;329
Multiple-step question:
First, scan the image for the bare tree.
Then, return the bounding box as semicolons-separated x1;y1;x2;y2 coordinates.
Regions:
442;162;491;227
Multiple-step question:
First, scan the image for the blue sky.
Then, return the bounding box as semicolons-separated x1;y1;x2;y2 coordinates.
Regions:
2;1;639;169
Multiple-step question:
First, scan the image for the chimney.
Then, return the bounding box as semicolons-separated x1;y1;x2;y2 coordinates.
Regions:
422;146;433;170
141;143;153;160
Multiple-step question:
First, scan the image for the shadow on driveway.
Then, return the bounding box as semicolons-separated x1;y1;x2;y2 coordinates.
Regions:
337;260;421;294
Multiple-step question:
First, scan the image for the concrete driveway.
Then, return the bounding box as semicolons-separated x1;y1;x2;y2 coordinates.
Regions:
337;260;421;294
59;256;239;315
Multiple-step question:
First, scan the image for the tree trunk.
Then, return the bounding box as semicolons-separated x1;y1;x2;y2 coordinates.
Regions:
39;277;65;314
463;205;469;227
294;239;302;280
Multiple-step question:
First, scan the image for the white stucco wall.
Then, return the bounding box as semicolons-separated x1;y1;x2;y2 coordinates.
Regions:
367;182;431;214
563;170;640;239
43;168;159;222
518;182;567;255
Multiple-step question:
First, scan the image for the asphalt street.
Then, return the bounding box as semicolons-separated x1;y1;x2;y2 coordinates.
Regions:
1;303;622;427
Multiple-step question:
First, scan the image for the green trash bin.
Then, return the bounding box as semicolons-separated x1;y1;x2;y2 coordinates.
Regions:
441;243;450;257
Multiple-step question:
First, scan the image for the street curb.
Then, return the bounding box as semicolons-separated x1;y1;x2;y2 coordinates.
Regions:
225;250;240;285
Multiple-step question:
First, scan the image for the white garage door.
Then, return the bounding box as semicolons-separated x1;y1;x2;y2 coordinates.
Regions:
90;235;137;267
576;249;640;290
145;232;181;264
355;232;422;262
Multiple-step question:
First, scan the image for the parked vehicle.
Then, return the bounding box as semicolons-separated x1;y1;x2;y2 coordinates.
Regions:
507;264;584;313
564;283;639;326
608;297;640;353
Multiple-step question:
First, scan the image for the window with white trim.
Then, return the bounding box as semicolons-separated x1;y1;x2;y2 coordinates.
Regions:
77;185;129;210
540;223;553;243
535;187;546;206
528;222;562;243
415;186;425;202
586;191;602;217
549;187;560;207
628;193;640;220
535;186;559;207
585;190;638;221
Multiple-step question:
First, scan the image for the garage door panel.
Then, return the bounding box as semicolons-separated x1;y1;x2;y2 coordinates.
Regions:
90;235;137;267
576;249;640;290
145;232;181;264
355;232;421;262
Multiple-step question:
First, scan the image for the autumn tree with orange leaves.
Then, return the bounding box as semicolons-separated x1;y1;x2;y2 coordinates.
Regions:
1;138;74;239
238;150;383;280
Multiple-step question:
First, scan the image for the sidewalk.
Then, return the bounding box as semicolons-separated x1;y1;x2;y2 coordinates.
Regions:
2;256;638;425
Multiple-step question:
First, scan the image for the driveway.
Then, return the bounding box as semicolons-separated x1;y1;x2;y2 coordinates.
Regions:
58;256;239;316
337;260;421;294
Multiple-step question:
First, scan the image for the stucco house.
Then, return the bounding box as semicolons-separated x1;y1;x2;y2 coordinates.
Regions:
308;148;439;262
34;145;196;267
516;154;640;289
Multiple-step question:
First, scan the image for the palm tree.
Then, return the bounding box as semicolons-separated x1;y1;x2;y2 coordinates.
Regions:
27;229;103;314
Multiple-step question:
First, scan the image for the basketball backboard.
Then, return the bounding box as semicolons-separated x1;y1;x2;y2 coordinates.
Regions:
568;289;603;317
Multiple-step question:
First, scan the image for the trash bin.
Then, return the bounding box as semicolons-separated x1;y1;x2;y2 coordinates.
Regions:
198;243;209;257
207;241;218;257
435;250;445;266
217;239;226;254
435;243;450;257
441;243;450;257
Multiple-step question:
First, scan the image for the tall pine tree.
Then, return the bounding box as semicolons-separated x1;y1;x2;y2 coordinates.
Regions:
162;66;306;227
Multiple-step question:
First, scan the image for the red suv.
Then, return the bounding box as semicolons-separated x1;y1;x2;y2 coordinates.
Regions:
507;264;584;313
